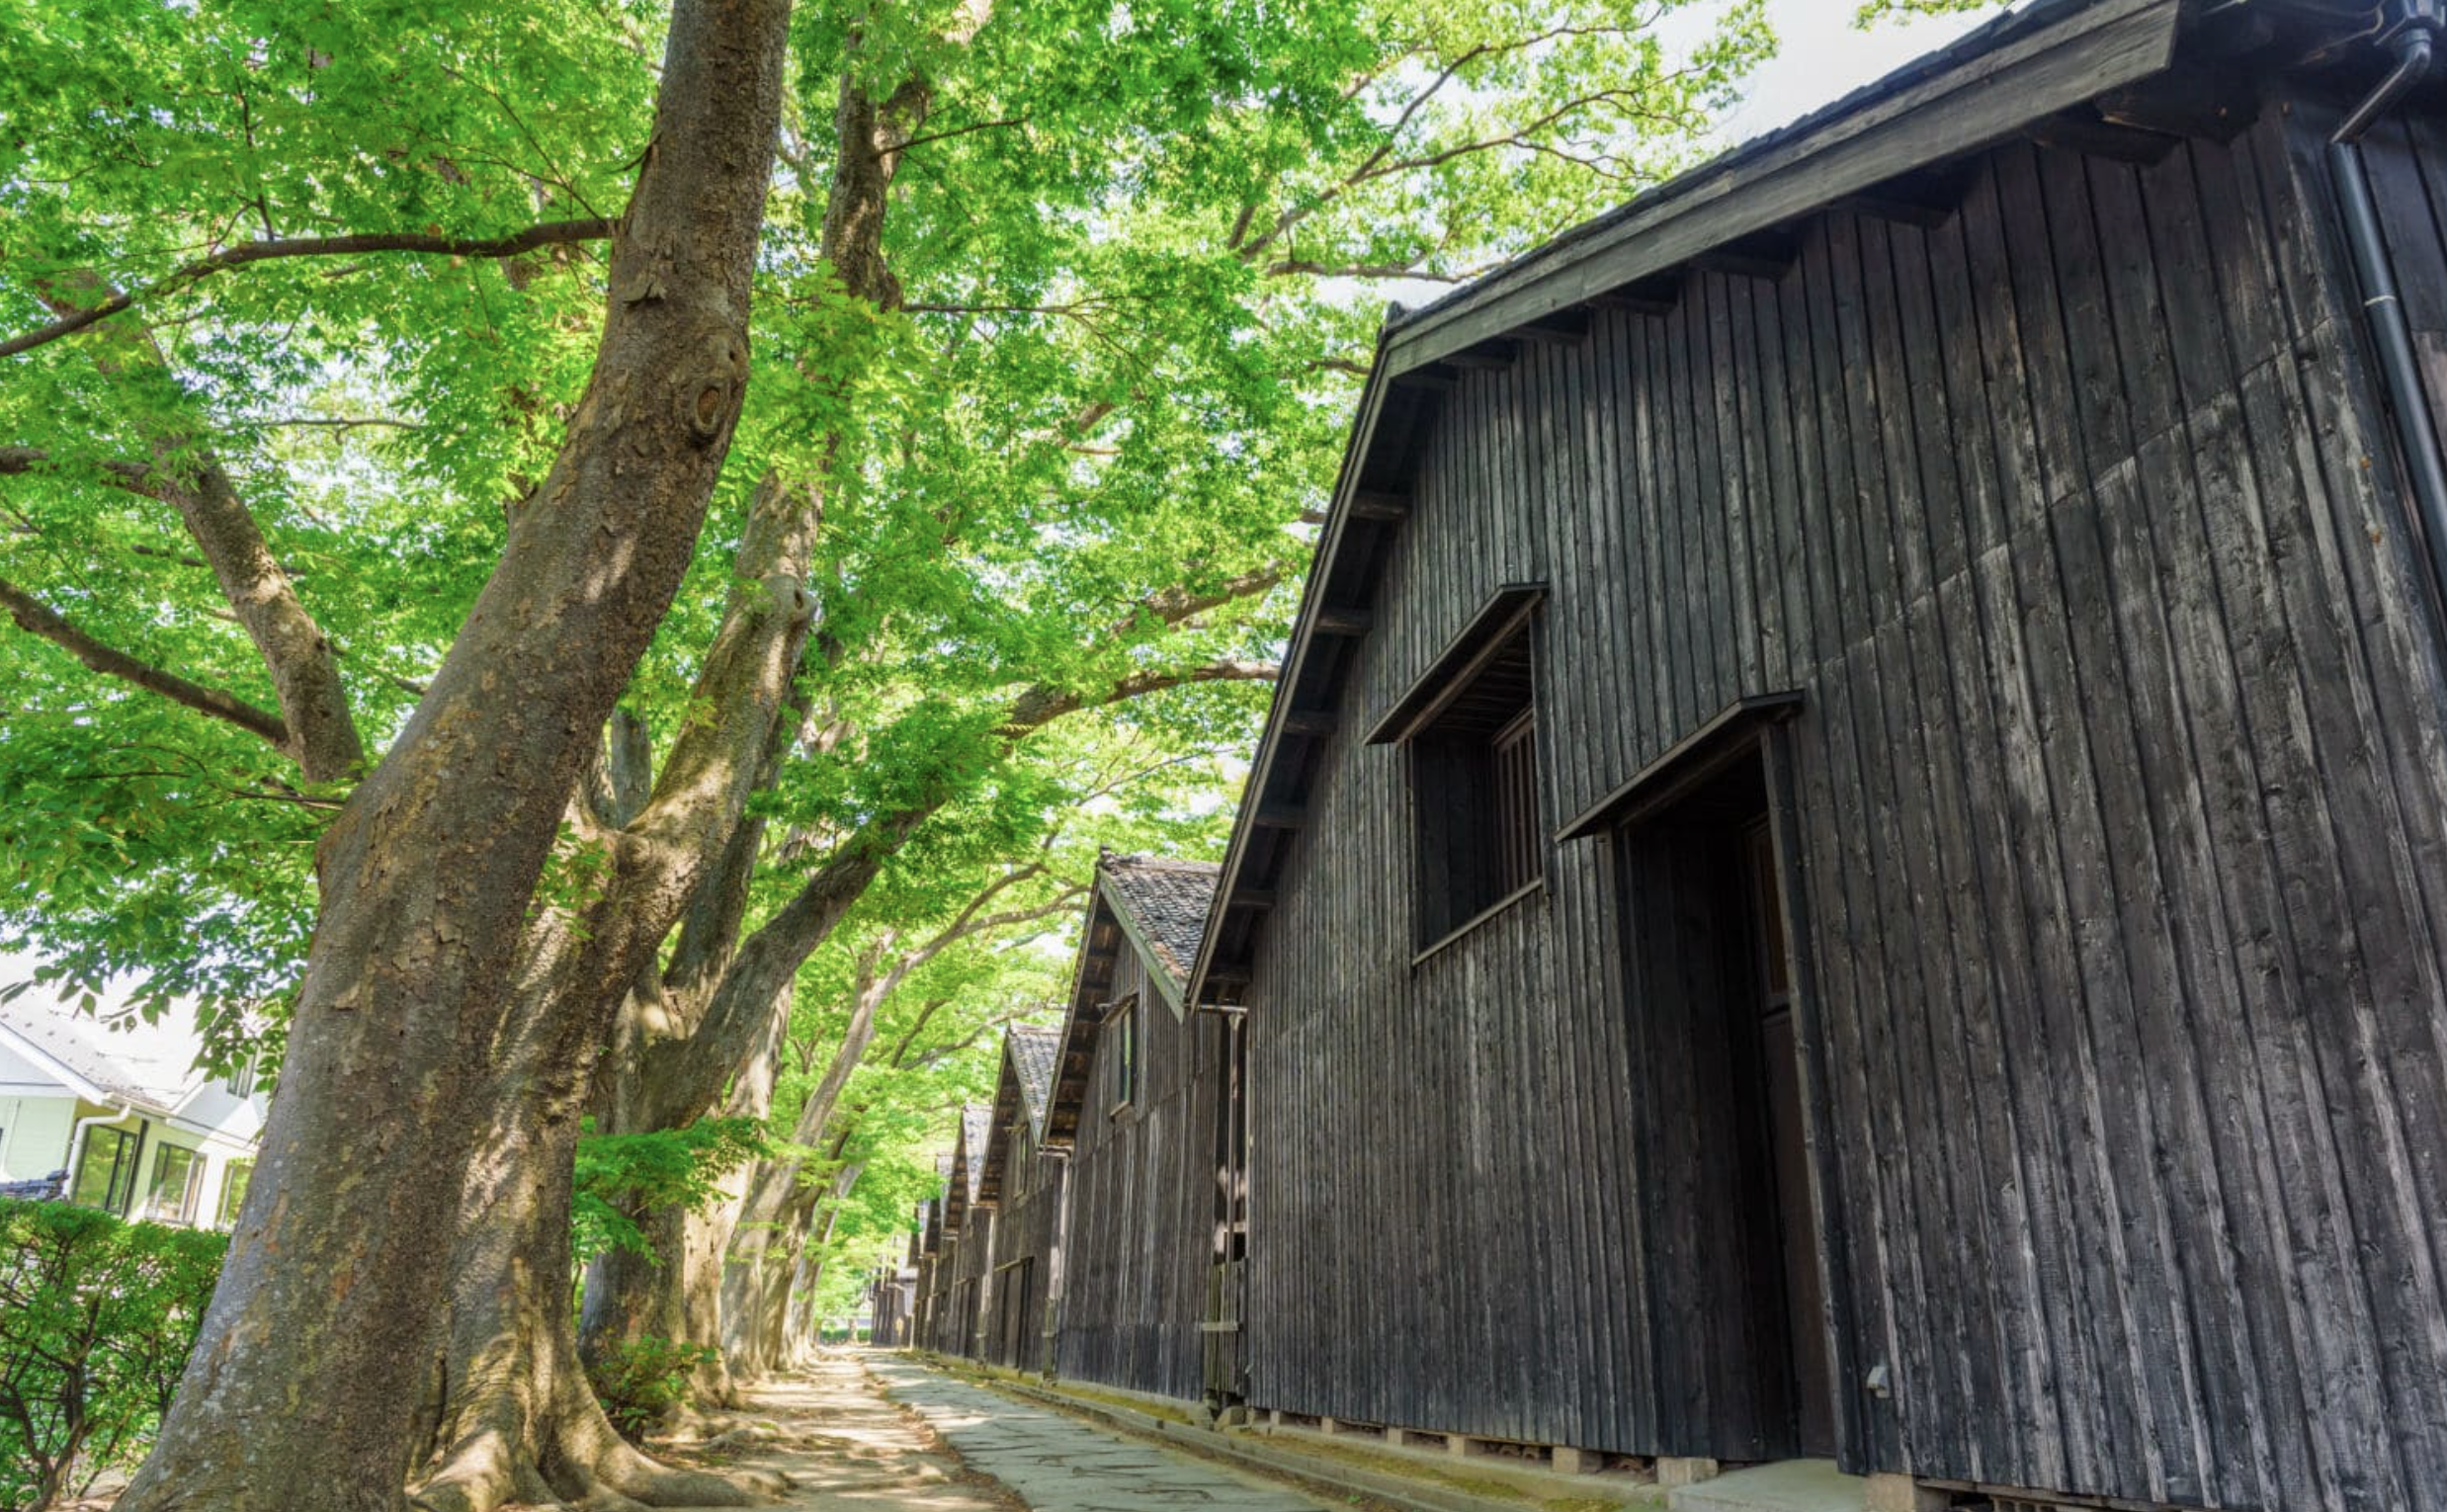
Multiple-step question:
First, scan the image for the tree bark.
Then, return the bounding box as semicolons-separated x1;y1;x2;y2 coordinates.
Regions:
409;958;760;1512
112;3;794;1507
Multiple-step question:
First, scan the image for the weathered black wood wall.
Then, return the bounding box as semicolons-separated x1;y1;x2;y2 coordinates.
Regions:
912;1198;943;1350
1238;92;2447;1512
982;1140;1059;1371
980;1029;1066;1375
932;1107;995;1358
1055;935;1226;1400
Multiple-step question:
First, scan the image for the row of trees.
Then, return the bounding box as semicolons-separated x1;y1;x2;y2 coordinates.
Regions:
0;0;1804;1507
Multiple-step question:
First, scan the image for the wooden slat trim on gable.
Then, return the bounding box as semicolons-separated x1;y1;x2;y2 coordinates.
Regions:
1362;584;1549;745
1554;691;1805;840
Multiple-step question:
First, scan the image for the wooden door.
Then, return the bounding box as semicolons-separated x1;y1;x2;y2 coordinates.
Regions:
1747;820;1835;1457
1003;1259;1035;1369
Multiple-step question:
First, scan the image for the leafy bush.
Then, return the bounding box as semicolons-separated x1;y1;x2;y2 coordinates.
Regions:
0;1200;225;1511
584;1335;717;1444
570;1116;769;1266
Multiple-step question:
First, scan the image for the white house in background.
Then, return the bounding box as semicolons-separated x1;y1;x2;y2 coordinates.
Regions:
0;991;266;1228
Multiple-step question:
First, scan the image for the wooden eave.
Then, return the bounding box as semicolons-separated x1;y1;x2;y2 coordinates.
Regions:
1040;882;1125;1150
974;1050;1025;1209
1182;0;2195;1010
1383;0;2181;372
1554;692;1806;840
942;1102;991;1236
1362;584;1548;745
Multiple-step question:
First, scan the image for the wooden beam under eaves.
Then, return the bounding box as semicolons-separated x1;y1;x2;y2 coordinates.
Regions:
1446;339;1518;370
1249;802;1305;829
1392;363;1460;392
1313;607;1373;636
2095;66;2253;142
1690;229;1800;281
1515;308;1591;344
1279;710;1334;737
1349;490;1409;521
2026;107;2180;164
1591;272;1682;317
1831;165;1967;228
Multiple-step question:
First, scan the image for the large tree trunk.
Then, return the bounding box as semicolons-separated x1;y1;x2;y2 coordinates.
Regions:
573;65;929;1397
411;969;758;1512
721;1166;840;1380
112;4;794;1508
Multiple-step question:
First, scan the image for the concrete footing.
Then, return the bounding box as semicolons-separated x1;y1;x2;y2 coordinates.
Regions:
1449;1433;1488;1459
1658;1457;1723;1488
1552;1445;1601;1474
1862;1473;1947;1512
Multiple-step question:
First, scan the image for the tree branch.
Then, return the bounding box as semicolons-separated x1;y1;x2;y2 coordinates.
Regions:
1001;656;1280;731
0;218;616;359
0;575;291;749
0;447;159;497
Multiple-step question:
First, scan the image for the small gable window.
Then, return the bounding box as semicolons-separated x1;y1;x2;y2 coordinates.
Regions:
1108;993;1139;1114
1367;588;1547;953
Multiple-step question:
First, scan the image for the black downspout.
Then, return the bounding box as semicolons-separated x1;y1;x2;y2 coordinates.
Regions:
2327;1;2447;635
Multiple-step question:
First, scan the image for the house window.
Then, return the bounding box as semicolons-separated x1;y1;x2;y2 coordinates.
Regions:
1109;994;1139;1113
1405;619;1543;947
223;1059;256;1099
217;1159;254;1228
141;1144;201;1225
70;1126;139;1215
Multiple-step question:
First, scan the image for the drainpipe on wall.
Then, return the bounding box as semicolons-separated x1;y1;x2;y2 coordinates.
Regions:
2326;0;2447;643
60;1099;134;1204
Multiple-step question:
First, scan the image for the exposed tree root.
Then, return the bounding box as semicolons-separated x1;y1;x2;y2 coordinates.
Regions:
413;1027;774;1512
411;1369;770;1512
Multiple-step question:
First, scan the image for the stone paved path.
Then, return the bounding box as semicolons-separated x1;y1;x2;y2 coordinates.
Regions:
655;1351;1013;1512
867;1356;1335;1512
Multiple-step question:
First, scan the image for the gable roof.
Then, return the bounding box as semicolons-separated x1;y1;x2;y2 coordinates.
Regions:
1007;1026;1060;1132
1037;855;1221;1149
0;1000;186;1114
977;1025;1062;1207
942;1102;993;1237
1178;0;2325;1007
1101;856;1220;994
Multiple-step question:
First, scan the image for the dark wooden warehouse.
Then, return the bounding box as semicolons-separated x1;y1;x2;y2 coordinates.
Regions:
907;1199;940;1348
868;1262;914;1349
977;1026;1064;1373
1040;854;1228;1401
1168;3;2447;1510
927;1105;993;1358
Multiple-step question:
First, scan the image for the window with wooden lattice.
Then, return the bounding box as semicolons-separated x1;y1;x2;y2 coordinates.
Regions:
1404;619;1543;950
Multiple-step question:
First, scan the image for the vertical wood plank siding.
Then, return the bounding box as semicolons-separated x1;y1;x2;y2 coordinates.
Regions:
983;1143;1061;1371
1237;104;2447;1512
1055;942;1224;1399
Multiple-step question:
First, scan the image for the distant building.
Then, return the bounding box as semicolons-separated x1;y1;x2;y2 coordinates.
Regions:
0;993;267;1228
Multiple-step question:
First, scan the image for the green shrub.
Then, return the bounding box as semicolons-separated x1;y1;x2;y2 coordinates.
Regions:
0;1200;225;1512
584;1335;717;1445
570;1116;769;1267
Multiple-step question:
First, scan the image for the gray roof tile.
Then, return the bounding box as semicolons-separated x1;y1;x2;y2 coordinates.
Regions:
1100;854;1220;989
1006;1026;1060;1131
